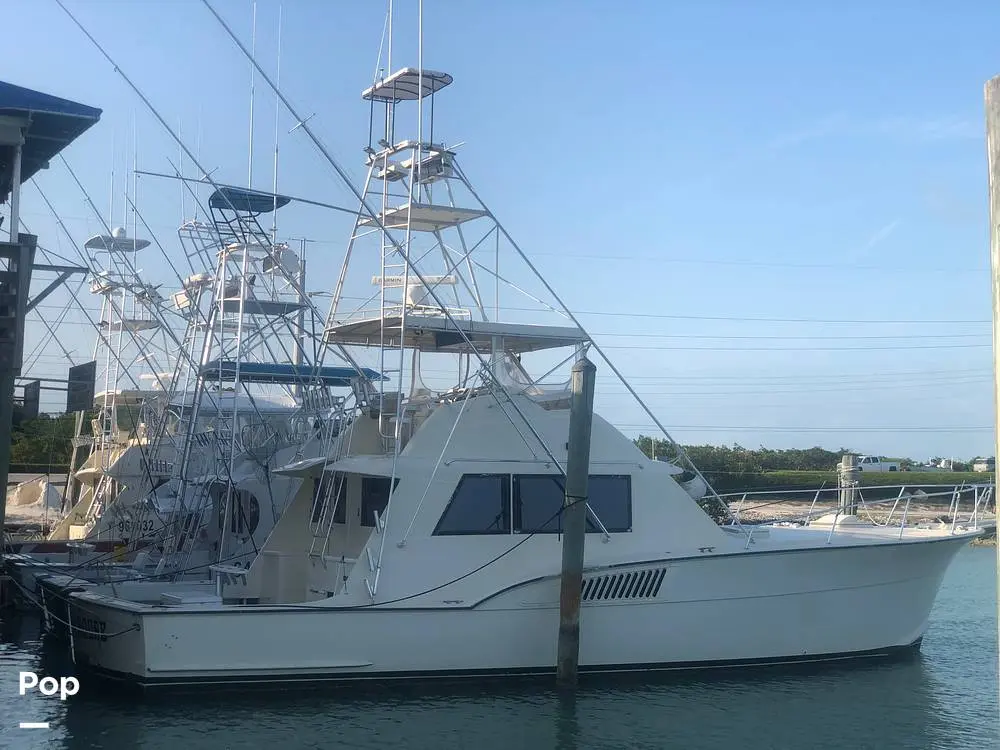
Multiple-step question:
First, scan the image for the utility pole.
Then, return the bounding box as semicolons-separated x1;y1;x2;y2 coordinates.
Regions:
983;73;1000;714
556;356;596;686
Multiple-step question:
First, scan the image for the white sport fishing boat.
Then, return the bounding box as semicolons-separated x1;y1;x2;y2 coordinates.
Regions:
61;6;982;687
33;184;381;629
4;226;186;601
8;214;316;595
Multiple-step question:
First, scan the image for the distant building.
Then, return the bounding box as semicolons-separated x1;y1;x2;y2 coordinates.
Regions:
973;457;995;473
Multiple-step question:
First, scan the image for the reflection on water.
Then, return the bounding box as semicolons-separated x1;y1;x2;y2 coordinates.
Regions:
1;547;996;750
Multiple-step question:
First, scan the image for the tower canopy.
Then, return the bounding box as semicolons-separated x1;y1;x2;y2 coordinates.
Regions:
362;68;453;103
208;186;292;214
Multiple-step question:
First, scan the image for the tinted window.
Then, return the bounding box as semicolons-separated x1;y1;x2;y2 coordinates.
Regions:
514;475;565;533
361;476;398;527
433;474;511;535
216;486;260;536
312;472;347;525
586;475;631;533
514;474;632;534
233;490;260;535
116;405;142;432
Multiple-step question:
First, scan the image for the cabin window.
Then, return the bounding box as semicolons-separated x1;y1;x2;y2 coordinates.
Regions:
513;475;565;533
215;487;260;536
311;472;347;525
433;474;511;535
115;405;143;433
513;474;632;534
586;475;632;532
236;490;261;535
361;477;398;527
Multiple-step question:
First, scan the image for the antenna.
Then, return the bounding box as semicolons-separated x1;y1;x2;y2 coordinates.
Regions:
195;108;203;221
178;119;186;220
271;3;282;243
416;0;423;191
387;0;393;142
248;0;257;190
132;111;138;241
108;129;115;230
121;115;129;230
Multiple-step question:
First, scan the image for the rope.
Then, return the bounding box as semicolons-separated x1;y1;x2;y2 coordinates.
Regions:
5;573;139;640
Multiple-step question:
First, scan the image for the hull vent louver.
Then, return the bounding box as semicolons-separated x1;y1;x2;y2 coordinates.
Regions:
581;567;666;602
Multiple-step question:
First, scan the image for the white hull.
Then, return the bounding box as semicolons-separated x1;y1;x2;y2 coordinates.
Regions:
66;533;972;687
3;553;214;617
2;545;124;611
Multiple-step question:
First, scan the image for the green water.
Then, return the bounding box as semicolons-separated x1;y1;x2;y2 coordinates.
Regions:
1;546;996;749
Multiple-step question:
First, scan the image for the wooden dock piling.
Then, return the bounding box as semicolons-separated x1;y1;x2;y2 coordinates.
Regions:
557;356;596;686
981;73;1000;712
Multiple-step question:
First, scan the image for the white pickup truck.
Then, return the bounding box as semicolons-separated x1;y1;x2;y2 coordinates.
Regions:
855;455;900;472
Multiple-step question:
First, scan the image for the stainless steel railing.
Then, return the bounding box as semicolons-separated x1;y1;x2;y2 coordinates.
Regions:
714;482;994;549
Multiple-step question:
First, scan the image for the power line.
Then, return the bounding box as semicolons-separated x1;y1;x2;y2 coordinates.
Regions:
303;297;992;327
418;366;993;383
29;291;989;328
590;331;990;341
599;342;990;352
527;250;988;275
589;367;992;382
615;424;994;433
586;311;990;325
134;232;983;275
24;319;997;343
596;376;992;397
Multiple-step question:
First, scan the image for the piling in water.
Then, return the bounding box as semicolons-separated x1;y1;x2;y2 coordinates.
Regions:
981;73;1000;715
557;356;596;687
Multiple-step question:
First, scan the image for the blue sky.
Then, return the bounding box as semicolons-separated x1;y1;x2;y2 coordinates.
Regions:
4;0;1000;461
